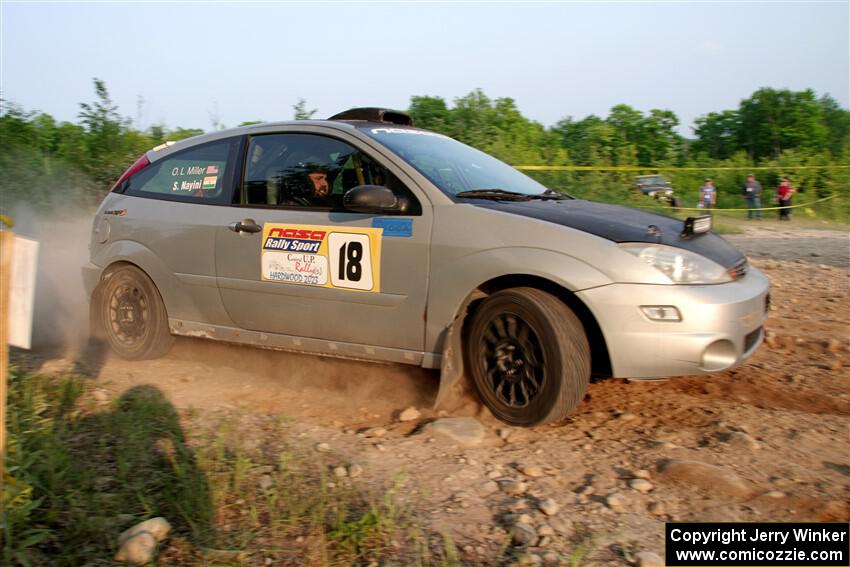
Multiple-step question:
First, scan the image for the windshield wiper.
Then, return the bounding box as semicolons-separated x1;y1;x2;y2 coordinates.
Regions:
531;189;570;201
454;189;533;201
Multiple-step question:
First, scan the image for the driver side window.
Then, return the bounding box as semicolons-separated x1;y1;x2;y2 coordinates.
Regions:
241;133;420;214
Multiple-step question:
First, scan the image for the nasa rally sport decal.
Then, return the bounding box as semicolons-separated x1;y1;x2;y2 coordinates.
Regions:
260;224;382;292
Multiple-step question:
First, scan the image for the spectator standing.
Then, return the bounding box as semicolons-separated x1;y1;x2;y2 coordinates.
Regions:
699;178;717;210
776;178;795;221
741;173;763;220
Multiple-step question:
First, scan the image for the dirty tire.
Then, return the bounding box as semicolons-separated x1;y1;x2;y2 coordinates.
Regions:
94;264;173;360
466;287;590;427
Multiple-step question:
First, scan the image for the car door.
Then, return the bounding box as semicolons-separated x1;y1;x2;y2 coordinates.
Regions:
107;136;241;327
214;130;432;354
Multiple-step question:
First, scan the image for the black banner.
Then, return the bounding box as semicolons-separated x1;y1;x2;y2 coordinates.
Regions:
666;523;849;566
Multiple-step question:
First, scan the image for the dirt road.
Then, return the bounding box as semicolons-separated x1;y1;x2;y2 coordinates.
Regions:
17;227;850;565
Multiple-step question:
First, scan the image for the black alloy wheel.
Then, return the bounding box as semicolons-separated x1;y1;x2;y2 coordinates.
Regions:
466;287;591;427
95;265;173;360
480;312;546;409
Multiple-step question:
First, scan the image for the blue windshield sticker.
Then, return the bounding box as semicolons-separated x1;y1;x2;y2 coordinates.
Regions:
372;218;413;237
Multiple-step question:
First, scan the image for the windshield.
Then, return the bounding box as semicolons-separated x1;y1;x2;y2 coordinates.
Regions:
363;127;549;197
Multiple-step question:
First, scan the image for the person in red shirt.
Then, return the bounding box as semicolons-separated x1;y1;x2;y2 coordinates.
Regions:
776;178;795;221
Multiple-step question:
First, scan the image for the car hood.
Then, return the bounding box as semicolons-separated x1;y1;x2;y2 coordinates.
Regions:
469;199;744;268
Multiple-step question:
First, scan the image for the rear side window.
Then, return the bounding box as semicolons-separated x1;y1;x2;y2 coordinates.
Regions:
125;139;237;204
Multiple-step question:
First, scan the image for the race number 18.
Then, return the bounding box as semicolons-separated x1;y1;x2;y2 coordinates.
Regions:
329;232;374;291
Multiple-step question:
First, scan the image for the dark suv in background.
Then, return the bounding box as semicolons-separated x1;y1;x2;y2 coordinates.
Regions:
634;174;680;208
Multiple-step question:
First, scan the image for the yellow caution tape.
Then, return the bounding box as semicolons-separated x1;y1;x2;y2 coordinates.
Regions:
633;194;838;212
514;165;850;172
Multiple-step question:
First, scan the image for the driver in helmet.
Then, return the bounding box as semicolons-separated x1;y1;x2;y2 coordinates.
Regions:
282;157;331;206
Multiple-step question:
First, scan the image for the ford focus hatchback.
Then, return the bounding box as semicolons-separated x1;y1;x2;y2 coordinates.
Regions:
85;108;769;426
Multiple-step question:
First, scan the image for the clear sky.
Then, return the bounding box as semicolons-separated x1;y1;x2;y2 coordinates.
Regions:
2;1;848;136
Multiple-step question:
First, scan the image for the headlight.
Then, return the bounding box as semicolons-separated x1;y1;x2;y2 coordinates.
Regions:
619;243;732;284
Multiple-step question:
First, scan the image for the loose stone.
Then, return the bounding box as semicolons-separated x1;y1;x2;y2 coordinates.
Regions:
519;464;545;478
629;478;654;493
499;480;529;495
115;533;157;565
399;406;421;422
511;523;537;546
538;498;560;516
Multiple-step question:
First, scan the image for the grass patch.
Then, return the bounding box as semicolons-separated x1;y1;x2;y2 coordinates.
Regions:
1;368;444;566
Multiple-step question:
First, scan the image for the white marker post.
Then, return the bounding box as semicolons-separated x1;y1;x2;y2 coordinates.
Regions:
0;230;39;497
0;229;13;498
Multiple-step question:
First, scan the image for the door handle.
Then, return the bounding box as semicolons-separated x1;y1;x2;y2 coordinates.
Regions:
228;219;263;234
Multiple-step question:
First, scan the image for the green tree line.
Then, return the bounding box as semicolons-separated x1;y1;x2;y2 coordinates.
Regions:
1;79;848;219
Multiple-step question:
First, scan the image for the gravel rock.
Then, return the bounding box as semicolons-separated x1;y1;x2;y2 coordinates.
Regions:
648;501;666;516
511;523;537;546
92;389;109;403
333;466;348;478
399;406;421;422
363;427;387;438
765;490;786;499
724;431;761;450
605;493;626;512
765;331;779;348
420;417;486;446
499;480;529;495
115;532;157;565
259;474;273;490
547;517;573;535
537;524;555;537
518;464;545;478
658;459;753;499
315;443;331;452
629;478;654;493
348;464;363;478
635;469;652;479
635;551;664;567
542;551;560;565
480;480;499;496
538;498;560;516
119;517;172;544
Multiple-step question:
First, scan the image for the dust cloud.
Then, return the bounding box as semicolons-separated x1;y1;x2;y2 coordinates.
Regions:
9;204;96;356
163;338;444;418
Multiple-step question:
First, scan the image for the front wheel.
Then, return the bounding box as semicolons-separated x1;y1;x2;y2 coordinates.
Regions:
93;265;173;360
466;288;591;427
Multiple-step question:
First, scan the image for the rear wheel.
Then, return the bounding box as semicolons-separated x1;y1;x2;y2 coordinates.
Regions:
94;265;173;360
466;287;591;426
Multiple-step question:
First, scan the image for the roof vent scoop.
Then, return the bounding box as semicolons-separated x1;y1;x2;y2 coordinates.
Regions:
328;107;414;126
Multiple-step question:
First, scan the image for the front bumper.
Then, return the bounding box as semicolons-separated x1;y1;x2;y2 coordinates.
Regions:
577;267;770;378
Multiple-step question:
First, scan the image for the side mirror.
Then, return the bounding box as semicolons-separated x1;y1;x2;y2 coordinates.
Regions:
343;185;399;213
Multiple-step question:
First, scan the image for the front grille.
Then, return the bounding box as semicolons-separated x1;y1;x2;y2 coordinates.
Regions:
728;258;749;280
744;327;762;352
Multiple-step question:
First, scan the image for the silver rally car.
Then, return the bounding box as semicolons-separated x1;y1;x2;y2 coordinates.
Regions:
84;107;769;426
